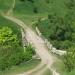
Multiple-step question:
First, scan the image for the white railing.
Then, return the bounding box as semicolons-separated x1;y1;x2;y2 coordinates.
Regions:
35;27;66;56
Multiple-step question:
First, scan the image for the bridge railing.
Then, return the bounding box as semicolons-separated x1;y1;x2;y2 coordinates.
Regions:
35;27;66;56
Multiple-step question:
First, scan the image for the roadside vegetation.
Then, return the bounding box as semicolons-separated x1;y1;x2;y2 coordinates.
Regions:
0;0;75;75
43;69;52;75
0;0;13;13
13;0;52;24
31;0;75;74
0;59;41;75
0;15;36;73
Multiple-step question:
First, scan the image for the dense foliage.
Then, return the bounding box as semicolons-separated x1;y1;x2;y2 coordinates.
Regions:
34;0;75;50
63;47;75;72
32;0;75;73
0;27;35;71
35;15;75;50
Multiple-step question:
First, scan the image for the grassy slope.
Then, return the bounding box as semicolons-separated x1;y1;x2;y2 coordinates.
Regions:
0;0;41;75
0;0;13;13
13;0;69;24
0;15;22;42
63;69;75;75
13;0;50;24
43;69;52;75
0;59;41;75
52;57;65;75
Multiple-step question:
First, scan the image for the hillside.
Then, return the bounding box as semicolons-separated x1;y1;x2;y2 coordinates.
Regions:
0;0;75;75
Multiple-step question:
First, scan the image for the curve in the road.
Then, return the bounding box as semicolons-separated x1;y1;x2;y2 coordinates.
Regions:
2;14;60;75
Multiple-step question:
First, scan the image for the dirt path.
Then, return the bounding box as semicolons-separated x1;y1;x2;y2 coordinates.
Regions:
1;0;60;75
2;14;60;75
17;61;46;75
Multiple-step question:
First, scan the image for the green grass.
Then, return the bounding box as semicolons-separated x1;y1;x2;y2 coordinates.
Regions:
0;0;13;13
13;0;69;25
52;57;75;75
52;57;65;75
63;69;75;75
14;0;49;24
43;69;52;75
14;13;47;25
0;59;41;75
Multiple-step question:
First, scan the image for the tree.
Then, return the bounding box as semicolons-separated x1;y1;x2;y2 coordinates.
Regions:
46;0;50;3
20;0;25;2
33;7;38;13
0;27;35;71
65;0;75;9
63;47;75;72
0;27;21;70
0;27;19;46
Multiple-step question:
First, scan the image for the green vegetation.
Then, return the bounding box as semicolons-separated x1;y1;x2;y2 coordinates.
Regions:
31;0;75;50
0;27;23;70
1;0;75;74
63;47;75;72
34;17;75;50
30;0;75;74
0;59;41;75
43;69;52;75
13;0;75;50
52;57;65;75
0;0;13;13
0;16;35;71
13;0;51;24
13;0;75;25
63;69;75;75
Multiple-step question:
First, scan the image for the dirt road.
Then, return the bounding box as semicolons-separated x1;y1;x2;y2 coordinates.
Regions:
2;14;60;75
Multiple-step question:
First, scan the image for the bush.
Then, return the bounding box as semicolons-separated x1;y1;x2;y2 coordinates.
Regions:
36;13;75;50
33;7;38;13
63;47;75;72
0;27;35;71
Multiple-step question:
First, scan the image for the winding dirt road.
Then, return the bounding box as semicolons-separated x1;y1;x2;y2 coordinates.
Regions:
0;0;61;75
2;14;60;75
